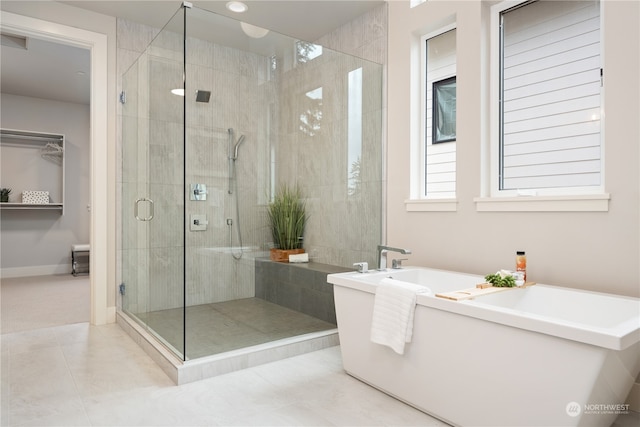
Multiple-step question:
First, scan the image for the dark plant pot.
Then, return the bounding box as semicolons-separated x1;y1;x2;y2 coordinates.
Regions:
0;196;8;203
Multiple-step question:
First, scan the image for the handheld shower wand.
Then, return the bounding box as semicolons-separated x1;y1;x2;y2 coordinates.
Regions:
227;129;246;194
232;135;245;160
226;128;246;260
227;128;245;161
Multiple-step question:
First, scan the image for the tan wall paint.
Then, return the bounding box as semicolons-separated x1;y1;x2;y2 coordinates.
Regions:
388;0;639;298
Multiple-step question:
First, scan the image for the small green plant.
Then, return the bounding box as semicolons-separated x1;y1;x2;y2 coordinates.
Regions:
267;184;308;250
484;272;516;288
0;188;12;202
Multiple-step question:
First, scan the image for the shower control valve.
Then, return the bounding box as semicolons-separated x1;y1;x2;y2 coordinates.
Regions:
190;183;208;201
190;214;208;231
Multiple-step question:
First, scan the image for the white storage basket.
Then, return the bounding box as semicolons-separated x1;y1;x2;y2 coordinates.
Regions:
22;190;49;204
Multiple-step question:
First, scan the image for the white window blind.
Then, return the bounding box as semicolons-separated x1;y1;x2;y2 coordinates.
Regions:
500;0;601;192
425;29;456;199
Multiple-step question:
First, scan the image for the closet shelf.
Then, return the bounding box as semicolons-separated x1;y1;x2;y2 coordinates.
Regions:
0;128;65;214
0;203;64;210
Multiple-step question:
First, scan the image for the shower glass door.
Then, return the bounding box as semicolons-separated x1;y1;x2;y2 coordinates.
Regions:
120;3;384;363
121;6;186;360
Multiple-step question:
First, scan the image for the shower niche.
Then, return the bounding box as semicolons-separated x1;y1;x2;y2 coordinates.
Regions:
118;3;383;382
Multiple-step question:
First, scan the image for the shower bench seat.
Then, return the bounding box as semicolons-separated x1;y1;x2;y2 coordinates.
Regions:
255;258;352;325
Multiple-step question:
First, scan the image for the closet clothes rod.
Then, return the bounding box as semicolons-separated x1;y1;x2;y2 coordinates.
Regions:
0;133;63;142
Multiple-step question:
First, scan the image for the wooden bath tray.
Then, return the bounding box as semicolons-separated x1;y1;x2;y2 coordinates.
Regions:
436;286;508;301
435;282;536;301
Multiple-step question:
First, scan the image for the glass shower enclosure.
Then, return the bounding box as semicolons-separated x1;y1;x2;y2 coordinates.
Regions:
120;4;383;362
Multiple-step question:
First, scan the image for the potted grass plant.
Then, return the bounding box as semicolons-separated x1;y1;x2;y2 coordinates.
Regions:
0;188;12;203
267;183;308;262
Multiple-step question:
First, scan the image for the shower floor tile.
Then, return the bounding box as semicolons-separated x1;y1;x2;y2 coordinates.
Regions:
135;298;335;360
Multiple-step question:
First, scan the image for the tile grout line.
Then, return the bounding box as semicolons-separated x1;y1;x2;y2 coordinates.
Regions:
55;323;95;426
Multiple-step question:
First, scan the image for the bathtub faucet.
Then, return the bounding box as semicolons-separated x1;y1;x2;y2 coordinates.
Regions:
377;245;412;270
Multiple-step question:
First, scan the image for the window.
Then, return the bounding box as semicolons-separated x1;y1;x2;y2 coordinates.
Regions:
496;0;602;196
296;41;322;63
347;68;363;197
422;28;456;200
299;87;322;137
432;76;457;144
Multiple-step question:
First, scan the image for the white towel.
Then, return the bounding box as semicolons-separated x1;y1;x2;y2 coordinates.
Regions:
370;278;431;355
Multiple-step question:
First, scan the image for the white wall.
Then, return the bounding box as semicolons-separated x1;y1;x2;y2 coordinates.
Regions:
387;0;639;298
1;94;90;274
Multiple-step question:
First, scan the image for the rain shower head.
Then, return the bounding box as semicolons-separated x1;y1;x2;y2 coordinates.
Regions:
195;90;211;103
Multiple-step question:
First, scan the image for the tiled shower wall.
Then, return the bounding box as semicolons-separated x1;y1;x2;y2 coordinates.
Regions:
182;34;273;307
309;4;387;267
275;52;383;268
118;15;271;313
117;5;387;313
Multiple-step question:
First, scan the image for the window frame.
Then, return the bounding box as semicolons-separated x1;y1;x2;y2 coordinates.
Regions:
406;23;459;212
478;0;609;212
417;24;457;201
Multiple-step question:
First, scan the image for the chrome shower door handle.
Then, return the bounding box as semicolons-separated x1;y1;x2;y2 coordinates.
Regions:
134;197;154;221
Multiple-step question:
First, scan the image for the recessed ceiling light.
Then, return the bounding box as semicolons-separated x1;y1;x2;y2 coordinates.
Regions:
226;1;248;13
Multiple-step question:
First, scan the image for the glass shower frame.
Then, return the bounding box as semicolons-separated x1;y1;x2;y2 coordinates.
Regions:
121;6;187;358
120;4;384;362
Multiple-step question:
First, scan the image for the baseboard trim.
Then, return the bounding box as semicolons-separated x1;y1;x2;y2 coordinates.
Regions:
1;264;71;279
107;306;117;324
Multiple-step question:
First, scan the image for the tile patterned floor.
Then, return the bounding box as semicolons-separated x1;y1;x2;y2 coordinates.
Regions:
134;298;336;359
0;275;445;426
2;276;637;426
1;323;447;426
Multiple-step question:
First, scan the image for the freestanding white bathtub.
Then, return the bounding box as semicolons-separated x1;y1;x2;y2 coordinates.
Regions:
328;267;640;427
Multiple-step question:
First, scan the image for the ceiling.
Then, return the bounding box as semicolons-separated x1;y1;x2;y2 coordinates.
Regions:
64;1;385;42
1;36;91;105
1;0;384;105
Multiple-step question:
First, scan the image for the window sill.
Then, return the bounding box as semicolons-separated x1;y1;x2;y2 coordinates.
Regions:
405;199;458;212
474;194;610;212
